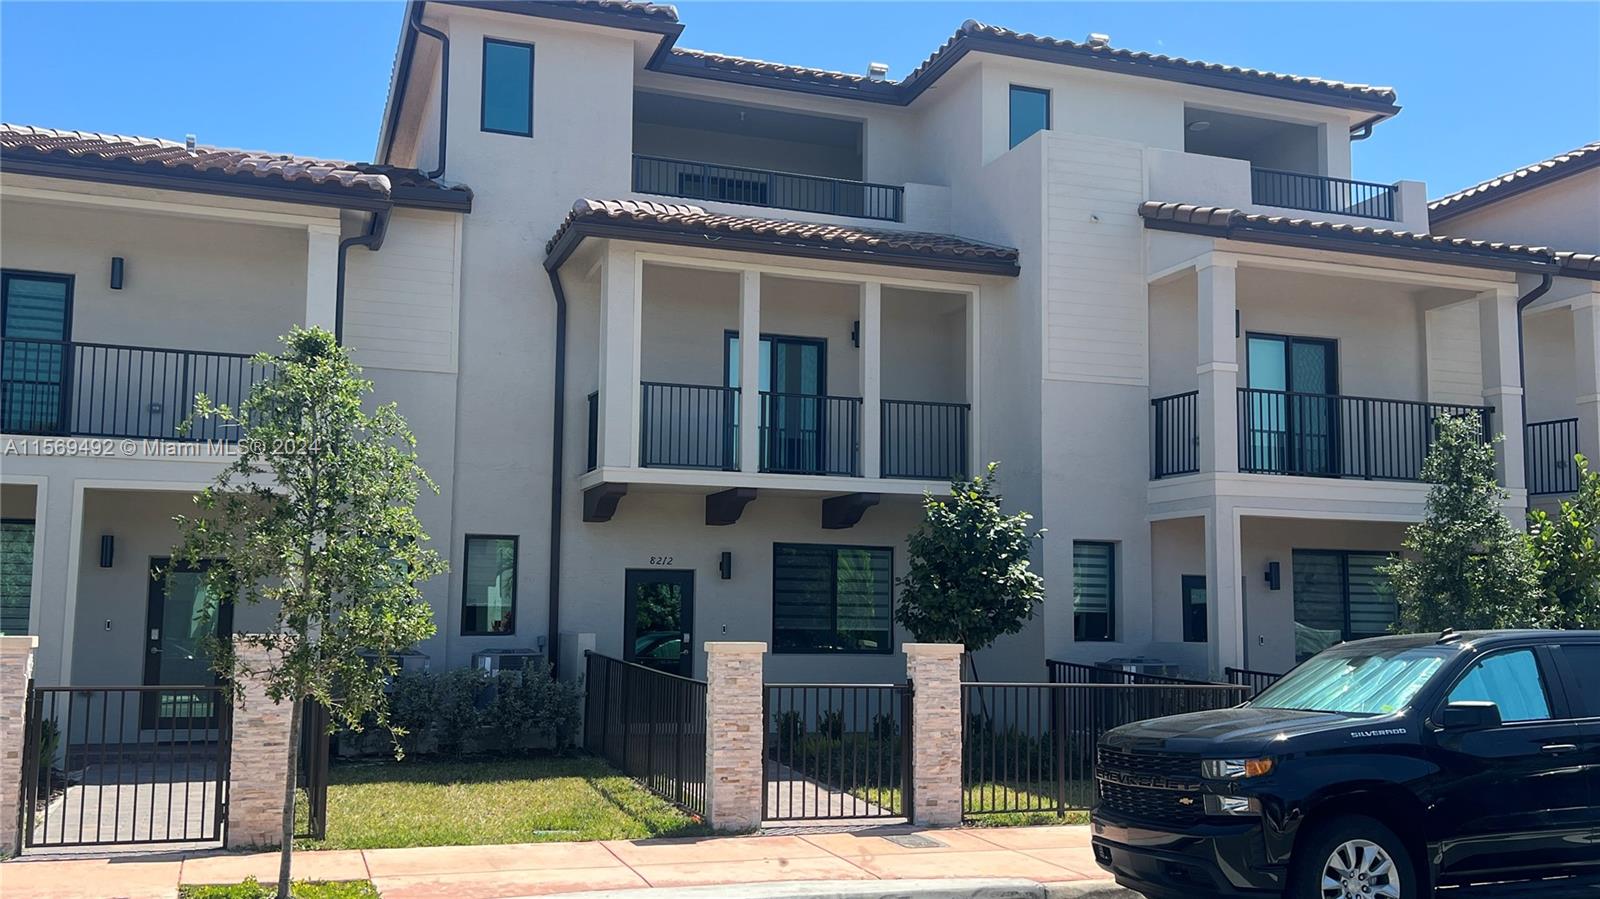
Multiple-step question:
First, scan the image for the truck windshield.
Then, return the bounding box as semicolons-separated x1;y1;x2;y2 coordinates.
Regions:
1251;646;1453;715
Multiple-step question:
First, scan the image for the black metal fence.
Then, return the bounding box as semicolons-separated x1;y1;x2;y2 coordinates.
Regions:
2;337;272;441
21;685;233;848
1238;388;1491;481
960;682;1249;817
881;399;968;480
583;652;707;818
1526;418;1580;496
1150;390;1199;479
639;381;739;471
760;392;861;476
1046;659;1215;687
1225;667;1285;697
1250;168;1397;221
763;682;912;821
633;154;904;222
296;699;331;840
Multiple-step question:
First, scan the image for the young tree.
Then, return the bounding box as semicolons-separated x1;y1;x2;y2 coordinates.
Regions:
174;327;443;897
1529;453;1600;628
1382;414;1547;632
895;463;1045;681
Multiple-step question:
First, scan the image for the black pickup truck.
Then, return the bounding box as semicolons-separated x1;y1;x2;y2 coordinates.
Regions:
1090;630;1600;899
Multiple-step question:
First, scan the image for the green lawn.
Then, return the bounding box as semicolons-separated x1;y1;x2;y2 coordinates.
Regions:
297;756;709;850
850;782;1091;827
181;880;377;899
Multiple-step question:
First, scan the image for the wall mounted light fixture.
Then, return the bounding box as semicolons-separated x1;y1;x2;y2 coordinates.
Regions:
719;551;733;580
1264;560;1281;591
110;257;125;290
99;534;115;568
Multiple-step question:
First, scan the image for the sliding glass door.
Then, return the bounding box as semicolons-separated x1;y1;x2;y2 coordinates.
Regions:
726;333;827;473
1245;334;1338;475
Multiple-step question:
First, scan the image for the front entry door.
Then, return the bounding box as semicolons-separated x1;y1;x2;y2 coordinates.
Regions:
1246;334;1338;475
623;569;693;676
144;559;233;728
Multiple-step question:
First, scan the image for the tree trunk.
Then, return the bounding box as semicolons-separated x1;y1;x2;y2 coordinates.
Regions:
277;698;301;899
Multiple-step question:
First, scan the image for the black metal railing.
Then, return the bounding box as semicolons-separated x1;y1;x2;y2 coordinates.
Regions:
763;682;912;821
21;685;233;848
1225;667;1285;697
1526;418;1580;496
633;154;904;222
760;392;861;476
881;399;968;480
2;337;272;441
296;699;331;840
639;381;739;471
1250;168;1398;221
1238;388;1491;481
583;652;707;817
961;682;1249;818
1046;660;1215;687
586;390;599;472
1150;391;1200;479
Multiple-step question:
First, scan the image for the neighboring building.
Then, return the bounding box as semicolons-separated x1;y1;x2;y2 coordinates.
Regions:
0;1;1589;693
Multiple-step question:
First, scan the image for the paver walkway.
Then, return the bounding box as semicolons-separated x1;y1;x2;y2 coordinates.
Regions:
0;825;1104;899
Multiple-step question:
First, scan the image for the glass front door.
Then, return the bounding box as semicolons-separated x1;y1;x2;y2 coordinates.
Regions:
1246;334;1338;475
144;559;233;728
2;271;73;434
623;569;694;675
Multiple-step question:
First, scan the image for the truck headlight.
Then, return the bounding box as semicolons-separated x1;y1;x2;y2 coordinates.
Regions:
1202;757;1275;779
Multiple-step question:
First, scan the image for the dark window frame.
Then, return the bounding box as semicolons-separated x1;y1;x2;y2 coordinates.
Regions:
721;330;829;395
1008;84;1052;149
461;533;519;636
1290;548;1397;661
1181;574;1207;643
480;37;535;138
1072;540;1116;642
1;269;75;340
0;517;37;637
1244;331;1341;395
771;542;895;655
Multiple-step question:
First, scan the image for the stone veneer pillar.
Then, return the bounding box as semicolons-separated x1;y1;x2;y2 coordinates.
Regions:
1;636;38;856
904;642;964;827
225;639;296;849
703;641;765;832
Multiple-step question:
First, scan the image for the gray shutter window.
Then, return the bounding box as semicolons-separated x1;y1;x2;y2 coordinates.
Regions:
0;521;35;635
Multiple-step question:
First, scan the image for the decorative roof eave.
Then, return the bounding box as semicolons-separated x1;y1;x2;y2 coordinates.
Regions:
1429;142;1600;223
545;199;1021;277
1557;252;1600;281
1139;202;1559;275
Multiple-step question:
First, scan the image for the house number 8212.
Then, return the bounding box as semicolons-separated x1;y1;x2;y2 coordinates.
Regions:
649;556;674;566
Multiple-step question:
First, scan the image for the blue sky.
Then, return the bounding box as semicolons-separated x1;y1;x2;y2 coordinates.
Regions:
2;1;1595;196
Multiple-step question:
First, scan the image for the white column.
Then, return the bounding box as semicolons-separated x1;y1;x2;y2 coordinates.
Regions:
1205;504;1245;676
598;248;640;469
859;282;882;479
1197;260;1239;474
1574;290;1600;464
739;271;762;474
1479;286;1525;491
966;288;981;477
304;224;341;334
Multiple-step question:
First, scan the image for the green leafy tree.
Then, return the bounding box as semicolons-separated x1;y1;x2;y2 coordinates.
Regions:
1529;454;1600;628
895;463;1045;681
174;327;443;897
1382;414;1547;632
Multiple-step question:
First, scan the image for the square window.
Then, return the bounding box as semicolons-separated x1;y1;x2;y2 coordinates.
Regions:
1073;541;1115;642
1009;85;1050;149
773;543;892;653
462;535;517;635
481;38;533;136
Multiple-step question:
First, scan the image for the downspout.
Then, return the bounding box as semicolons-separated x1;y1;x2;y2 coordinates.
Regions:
410;3;450;180
1349;121;1375;141
334;207;391;344
544;266;569;675
1515;273;1555;457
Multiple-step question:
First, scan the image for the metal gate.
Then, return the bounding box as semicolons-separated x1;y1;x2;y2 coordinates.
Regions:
20;684;232;848
762;682;912;822
296;699;331;840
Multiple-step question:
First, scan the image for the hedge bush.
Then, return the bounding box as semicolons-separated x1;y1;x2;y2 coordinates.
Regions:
343;664;580;759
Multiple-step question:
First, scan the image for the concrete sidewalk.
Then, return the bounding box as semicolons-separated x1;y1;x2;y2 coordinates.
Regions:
0;825;1113;899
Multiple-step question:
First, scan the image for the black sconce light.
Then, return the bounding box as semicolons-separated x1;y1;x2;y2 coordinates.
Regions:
110;257;125;290
99;534;115;568
850;320;860;348
1264;561;1280;591
719;551;732;580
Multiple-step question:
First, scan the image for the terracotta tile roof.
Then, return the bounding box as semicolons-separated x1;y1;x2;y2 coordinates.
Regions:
1557;251;1600;280
553;0;678;20
668;47;882;88
2;123;470;210
1139;201;1557;273
1429;142;1600;221
545;199;1020;275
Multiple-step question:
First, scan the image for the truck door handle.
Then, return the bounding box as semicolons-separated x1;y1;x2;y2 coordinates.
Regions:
1541;743;1577;754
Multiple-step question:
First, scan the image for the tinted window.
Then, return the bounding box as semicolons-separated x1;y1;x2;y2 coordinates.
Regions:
1557;644;1600;717
1009;85;1050;149
482;39;533;136
773;544;892;653
462;535;517;635
1073;541;1115;641
1447;649;1551;722
0;520;34;635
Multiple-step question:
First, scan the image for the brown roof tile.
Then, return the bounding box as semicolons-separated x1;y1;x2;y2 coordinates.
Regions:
1138;201;1557;273
1557;251;1600;280
545;198;1019;275
1429;142;1600;221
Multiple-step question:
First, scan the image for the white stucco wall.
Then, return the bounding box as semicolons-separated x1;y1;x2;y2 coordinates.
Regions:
1431;170;1600;254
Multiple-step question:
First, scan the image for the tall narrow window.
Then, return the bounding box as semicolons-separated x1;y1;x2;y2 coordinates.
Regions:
0;519;35;635
481;38;534;136
1009;85;1051;149
772;543;892;654
2;270;73;435
462;535;518;635
1073;541;1115;641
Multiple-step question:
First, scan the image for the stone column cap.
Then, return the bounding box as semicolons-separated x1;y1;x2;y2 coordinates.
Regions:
704;641;767;655
903;642;964;659
0;635;39;654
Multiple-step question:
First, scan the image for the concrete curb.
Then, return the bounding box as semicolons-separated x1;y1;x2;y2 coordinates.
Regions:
524;878;1143;899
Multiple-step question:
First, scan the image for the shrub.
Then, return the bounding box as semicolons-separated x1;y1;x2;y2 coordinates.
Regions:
386;670;436;757
432;667;487;756
528;668;582;749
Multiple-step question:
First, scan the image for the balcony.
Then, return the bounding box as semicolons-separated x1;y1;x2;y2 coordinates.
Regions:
632;155;904;222
1249;168;1398;222
1;338;271;441
1526;418;1580;496
1150;388;1493;481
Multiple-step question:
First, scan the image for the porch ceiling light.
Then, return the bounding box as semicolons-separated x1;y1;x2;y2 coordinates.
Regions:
1187;120;1211;132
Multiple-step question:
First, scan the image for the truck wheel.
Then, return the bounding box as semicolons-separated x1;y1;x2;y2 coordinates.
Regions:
1289;814;1416;899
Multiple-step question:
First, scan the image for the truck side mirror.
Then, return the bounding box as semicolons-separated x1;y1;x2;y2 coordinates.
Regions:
1441;700;1501;731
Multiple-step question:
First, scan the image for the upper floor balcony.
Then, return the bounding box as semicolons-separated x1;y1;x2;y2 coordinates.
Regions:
632;155;904;222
